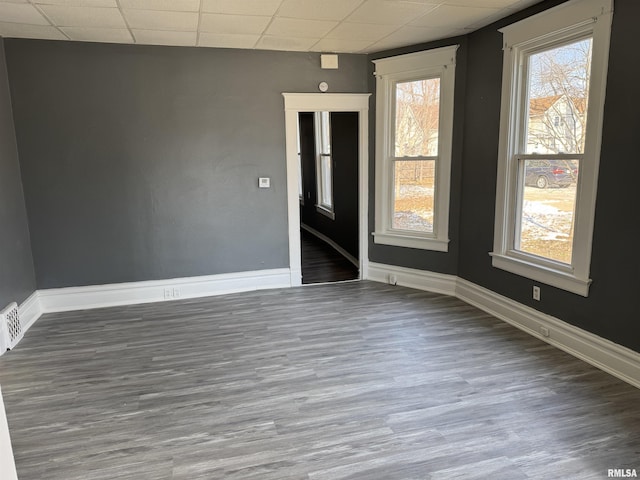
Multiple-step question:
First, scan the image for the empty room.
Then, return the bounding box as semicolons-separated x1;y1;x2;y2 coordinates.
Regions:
1;0;639;479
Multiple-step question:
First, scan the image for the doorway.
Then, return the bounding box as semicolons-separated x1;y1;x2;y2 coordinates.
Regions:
298;111;359;284
282;93;370;287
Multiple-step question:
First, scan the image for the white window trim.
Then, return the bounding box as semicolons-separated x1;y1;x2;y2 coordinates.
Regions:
372;46;458;252
491;0;613;297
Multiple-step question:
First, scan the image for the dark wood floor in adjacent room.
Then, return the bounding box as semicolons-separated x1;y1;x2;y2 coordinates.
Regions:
301;229;359;284
0;281;638;479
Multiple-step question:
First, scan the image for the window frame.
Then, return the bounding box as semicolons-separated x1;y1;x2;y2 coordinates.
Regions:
372;46;458;252
314;111;335;219
491;0;613;297
297;114;304;205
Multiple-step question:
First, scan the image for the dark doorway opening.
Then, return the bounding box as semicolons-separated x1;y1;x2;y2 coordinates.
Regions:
298;111;359;284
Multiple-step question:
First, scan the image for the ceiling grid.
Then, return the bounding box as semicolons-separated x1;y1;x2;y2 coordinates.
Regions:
0;0;542;53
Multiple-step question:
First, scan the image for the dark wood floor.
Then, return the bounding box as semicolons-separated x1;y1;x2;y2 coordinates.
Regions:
301;229;359;284
0;281;639;479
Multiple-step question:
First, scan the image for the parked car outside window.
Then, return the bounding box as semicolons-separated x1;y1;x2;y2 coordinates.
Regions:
524;159;577;188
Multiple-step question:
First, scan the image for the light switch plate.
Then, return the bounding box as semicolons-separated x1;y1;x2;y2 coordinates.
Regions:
259;177;270;188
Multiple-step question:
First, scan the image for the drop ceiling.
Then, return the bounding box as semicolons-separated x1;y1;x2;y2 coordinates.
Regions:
0;0;543;54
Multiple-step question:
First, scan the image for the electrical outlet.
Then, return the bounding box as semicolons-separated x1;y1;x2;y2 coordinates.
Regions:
172;288;180;299
389;274;398;286
533;285;541;301
164;288;172;299
540;326;550;337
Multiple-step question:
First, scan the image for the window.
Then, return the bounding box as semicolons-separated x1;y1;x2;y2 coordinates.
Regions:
315;111;334;219
492;0;613;296
373;46;457;251
297;114;303;204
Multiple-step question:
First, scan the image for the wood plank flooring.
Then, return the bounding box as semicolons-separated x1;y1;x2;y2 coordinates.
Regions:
0;281;638;479
301;229;358;284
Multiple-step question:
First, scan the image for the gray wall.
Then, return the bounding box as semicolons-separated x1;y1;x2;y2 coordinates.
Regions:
367;37;468;275
0;38;36;309
0;38;36;307
458;0;640;352
366;0;640;353
4;40;368;289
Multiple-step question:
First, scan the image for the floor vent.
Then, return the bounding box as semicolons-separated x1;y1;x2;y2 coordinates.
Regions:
0;302;23;353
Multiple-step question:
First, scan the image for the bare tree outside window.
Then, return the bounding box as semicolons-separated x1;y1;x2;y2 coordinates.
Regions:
517;37;593;264
392;78;440;232
527;38;592;163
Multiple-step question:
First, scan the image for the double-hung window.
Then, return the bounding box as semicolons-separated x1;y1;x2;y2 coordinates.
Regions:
492;0;613;296
297;115;304;204
373;46;457;252
315;111;334;219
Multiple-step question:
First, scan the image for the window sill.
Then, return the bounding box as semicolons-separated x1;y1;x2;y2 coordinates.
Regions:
316;206;335;220
373;232;449;252
490;252;591;297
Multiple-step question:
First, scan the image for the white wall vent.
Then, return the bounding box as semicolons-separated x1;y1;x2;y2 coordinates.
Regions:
0;303;23;354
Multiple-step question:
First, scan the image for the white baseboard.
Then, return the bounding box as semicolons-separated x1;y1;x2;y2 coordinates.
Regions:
367;262;457;296
19;291;42;332
0;387;18;480
456;279;640;389
38;268;292;313
11;262;640;390
365;262;640;389
302;223;359;268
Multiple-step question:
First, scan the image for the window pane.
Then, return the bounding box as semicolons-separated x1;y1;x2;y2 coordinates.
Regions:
394;78;440;157
297;115;303;198
526;38;592;154
320;155;332;207
392;160;435;233
319;111;330;155
517;159;579;264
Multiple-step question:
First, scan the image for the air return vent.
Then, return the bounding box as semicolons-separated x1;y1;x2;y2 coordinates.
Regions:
0;302;23;353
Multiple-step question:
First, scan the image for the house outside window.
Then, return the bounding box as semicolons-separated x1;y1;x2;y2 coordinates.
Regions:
491;0;613;296
373;46;457;252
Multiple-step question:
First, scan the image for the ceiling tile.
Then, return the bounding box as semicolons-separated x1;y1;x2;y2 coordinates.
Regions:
199;13;270;35
33;0;116;6
277;0;363;21
60;26;133;42
346;0;438;25
465;9;513;29
198;32;259;49
368;25;466;52
119;0;199;11
513;0;544;7
256;35;318;51
0;21;66;39
266;17;337;38
201;0;282;16
133;29;196;45
325;22;397;42
39;5;126;28
443;0;519;7
0;3;50;25
123;9;198;31
311;37;373;53
409;4;500;28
